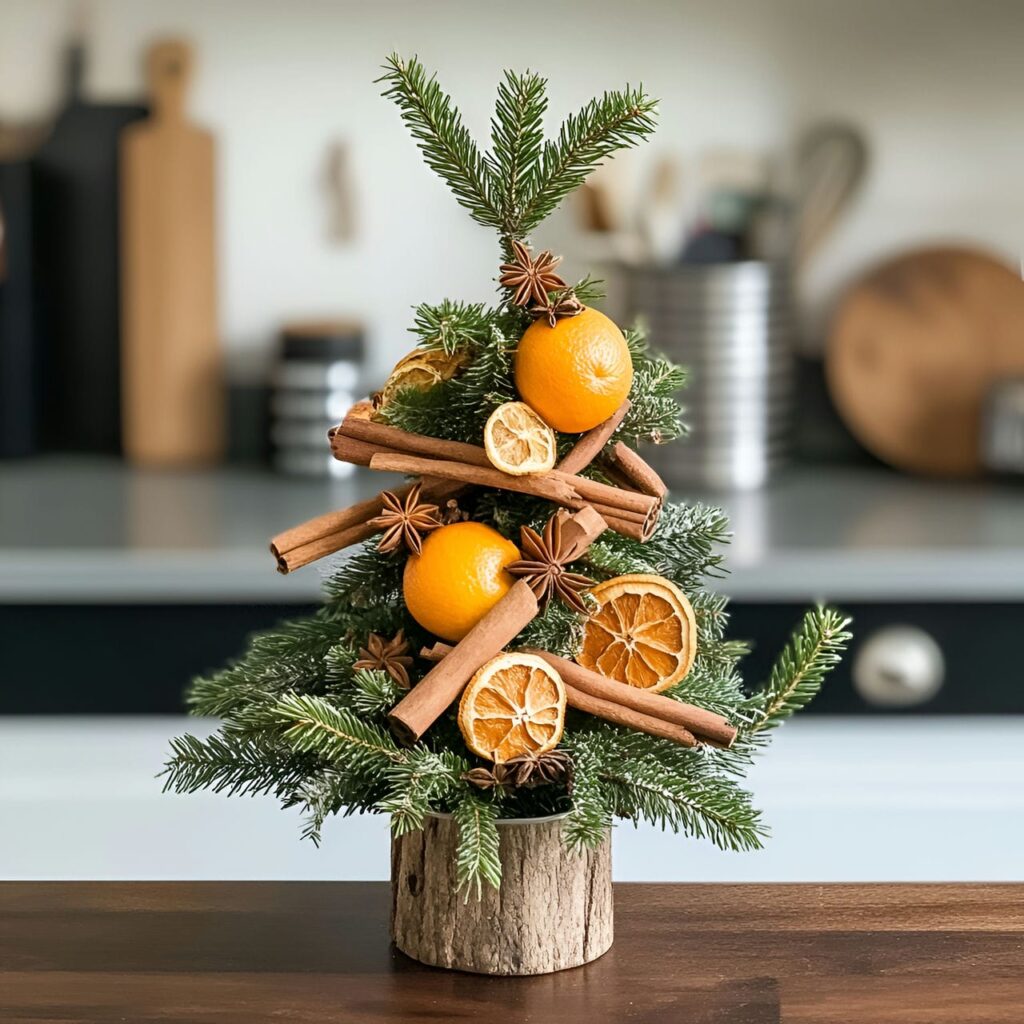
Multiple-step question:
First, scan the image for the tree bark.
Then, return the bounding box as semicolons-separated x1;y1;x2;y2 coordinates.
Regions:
391;814;613;975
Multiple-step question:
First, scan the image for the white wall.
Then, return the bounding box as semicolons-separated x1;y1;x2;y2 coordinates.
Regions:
1;0;1021;373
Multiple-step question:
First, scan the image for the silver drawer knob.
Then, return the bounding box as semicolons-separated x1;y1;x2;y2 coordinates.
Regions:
852;626;945;707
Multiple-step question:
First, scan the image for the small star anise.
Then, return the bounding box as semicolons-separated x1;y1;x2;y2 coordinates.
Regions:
461;764;514;791
528;290;583;328
506;513;595;615
367;483;441;555
354;629;414;689
499;239;567;307
505;749;574;789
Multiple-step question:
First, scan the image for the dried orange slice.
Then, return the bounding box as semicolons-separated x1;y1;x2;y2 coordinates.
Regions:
579;574;697;691
377;348;469;410
483;401;557;476
458;653;566;763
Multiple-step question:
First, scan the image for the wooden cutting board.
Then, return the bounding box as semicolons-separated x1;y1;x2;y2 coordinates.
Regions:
827;247;1024;476
121;39;221;465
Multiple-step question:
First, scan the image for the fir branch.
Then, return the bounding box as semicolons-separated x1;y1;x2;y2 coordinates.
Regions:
568;274;606;307
410;299;495;354
744;607;852;737
322;546;404;617
596;734;766;852
270;692;405;767
453;790;503;897
161;731;317;801
518;86;658;232
487;69;547;236
380;749;468;837
348;669;406;719
562;745;613;850
185;614;351;717
585;501;730;593
379;54;500;229
324;642;358;683
620;356;688;445
515;596;585;660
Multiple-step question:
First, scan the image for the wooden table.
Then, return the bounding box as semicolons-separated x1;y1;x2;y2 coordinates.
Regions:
2;883;1022;1022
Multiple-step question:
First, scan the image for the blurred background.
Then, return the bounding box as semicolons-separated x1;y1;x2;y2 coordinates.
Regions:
1;0;1022;882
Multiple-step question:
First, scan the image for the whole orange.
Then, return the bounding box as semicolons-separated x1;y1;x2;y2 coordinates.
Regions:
403;522;520;641
514;307;633;433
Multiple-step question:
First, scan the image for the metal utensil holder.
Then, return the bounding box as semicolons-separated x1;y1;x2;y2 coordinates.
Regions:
626;262;794;490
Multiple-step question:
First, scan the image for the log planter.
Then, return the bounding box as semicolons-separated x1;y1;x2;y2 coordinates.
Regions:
390;812;613;975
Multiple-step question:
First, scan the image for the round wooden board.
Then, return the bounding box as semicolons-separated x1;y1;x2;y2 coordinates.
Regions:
826;247;1024;476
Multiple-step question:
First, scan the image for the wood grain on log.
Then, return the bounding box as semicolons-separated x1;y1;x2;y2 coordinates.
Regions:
391;814;613;975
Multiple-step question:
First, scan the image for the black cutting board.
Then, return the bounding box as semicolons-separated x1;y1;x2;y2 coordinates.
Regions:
33;45;146;453
0;160;40;456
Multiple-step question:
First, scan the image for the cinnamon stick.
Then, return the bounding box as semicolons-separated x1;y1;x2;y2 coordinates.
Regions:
526;650;737;748
329;433;405;468
336;414;491;468
271;483;416;557
563;684;697;747
603;441;669;498
420;643;701;748
274;520;379;574
271;477;467;574
369;453;580;506
388;579;540;745
557;399;631;475
553;469;657;516
554;504;607;560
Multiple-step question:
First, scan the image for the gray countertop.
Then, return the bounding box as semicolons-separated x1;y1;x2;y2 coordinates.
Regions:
2;457;1022;602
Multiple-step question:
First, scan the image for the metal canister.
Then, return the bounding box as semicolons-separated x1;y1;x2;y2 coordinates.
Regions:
271;321;365;477
626;262;794;490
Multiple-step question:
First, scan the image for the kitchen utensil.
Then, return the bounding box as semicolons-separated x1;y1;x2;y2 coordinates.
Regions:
33;41;147;452
981;377;1024;475
826;247;1024;476
324;140;356;243
271;321;365;477
636;156;685;264
627;261;794;490
792;122;867;273
121;39;221;466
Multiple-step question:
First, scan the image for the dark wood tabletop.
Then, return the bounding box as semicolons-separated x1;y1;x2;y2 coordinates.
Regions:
1;882;1022;1023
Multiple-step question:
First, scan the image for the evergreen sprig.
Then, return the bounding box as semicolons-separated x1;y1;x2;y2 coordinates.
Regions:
453;791;503;897
382;53;657;248
410;299;496;354
488;69;547;233
517;86;658;233
379;54;500;229
744;608;853;737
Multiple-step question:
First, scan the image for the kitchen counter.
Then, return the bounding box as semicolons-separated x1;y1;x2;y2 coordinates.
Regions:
3;716;1022;882
2;457;1022;602
1;881;1021;1022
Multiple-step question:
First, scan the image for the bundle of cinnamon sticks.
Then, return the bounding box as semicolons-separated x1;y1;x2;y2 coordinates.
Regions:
333;409;663;540
271;398;668;574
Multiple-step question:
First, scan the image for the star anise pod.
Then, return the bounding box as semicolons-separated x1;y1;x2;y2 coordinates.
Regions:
506;514;595;615
529;290;584;328
499;239;567;307
505;749;574;789
353;629;414;689
461;764;515;791
367;483;441;555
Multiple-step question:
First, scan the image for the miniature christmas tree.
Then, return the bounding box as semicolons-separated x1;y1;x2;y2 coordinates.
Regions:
163;55;851;904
